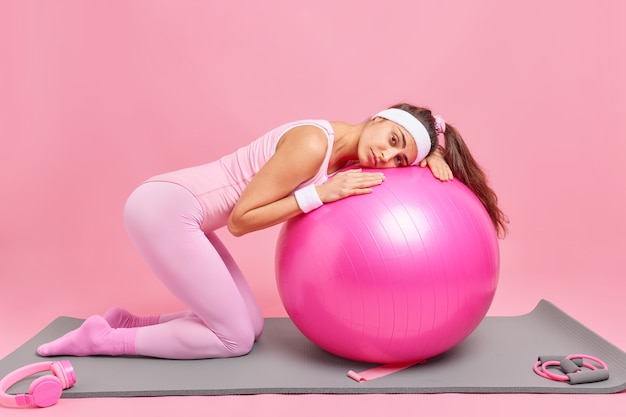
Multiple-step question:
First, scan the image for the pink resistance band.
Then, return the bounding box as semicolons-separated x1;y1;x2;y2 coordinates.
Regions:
533;354;609;384
347;360;425;382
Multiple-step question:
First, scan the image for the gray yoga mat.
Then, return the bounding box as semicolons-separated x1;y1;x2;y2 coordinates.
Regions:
1;300;625;396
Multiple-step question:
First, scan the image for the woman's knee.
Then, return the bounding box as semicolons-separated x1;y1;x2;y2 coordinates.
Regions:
253;315;264;341
221;325;256;357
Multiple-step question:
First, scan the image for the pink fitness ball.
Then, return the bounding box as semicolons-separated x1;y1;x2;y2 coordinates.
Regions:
275;167;500;363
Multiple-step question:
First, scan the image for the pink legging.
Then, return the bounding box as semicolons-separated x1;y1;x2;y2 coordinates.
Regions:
123;181;264;359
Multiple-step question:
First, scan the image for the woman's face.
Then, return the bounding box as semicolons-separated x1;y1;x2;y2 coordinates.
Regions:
358;117;419;168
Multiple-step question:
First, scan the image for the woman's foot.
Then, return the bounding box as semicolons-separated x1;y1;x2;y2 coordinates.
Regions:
37;315;138;356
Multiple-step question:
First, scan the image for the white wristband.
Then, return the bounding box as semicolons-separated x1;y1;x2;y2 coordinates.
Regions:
294;184;323;213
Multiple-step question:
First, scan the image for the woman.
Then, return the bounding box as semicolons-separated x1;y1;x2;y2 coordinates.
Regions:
37;103;507;359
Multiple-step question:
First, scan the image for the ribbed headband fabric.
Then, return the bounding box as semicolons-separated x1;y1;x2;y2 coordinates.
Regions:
374;108;432;165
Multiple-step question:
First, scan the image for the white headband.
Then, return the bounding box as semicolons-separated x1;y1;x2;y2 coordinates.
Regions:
374;108;432;165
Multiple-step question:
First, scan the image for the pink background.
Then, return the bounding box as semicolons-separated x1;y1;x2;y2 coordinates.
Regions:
1;1;624;415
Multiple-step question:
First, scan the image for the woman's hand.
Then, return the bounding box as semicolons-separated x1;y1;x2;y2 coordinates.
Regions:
317;169;385;203
420;152;453;181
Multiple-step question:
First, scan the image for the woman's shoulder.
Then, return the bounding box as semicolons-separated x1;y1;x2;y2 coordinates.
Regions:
273;119;333;137
276;122;330;156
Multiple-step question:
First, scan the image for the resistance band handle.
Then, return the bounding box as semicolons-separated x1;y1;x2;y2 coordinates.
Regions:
567;369;610;385
559;358;582;374
537;356;583;366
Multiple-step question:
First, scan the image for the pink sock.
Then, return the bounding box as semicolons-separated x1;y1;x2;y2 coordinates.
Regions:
37;315;138;357
103;307;160;328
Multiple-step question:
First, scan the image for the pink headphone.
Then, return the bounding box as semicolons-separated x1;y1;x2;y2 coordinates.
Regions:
0;360;76;408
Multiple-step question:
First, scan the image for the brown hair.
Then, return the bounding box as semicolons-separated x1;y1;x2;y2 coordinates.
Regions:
392;103;509;238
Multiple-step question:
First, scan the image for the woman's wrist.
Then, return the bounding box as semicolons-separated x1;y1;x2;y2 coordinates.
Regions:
294;185;323;213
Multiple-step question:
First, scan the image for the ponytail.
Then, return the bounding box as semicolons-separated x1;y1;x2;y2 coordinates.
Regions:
390;103;509;238
442;124;509;238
